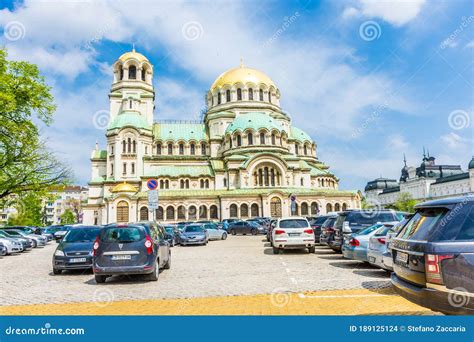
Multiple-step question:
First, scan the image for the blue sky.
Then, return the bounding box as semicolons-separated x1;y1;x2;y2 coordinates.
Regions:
1;0;473;191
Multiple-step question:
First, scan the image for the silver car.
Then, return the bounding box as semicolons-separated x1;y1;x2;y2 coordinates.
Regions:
4;229;47;248
367;223;397;270
203;223;227;240
0;237;23;254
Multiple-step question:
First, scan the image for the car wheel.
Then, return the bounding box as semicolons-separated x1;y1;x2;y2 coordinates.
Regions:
272;247;280;254
308;246;316;253
164;252;171;270
221;233;227;240
95;275;107;284
145;263;159;281
52;268;62;275
231;229;236;235
251;229;257;235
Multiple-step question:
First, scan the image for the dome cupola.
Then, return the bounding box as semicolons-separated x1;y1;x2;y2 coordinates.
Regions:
112;47;153;85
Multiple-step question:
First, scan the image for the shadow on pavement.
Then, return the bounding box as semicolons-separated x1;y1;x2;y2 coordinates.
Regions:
354;269;390;278
263;248;311;256
329;261;375;269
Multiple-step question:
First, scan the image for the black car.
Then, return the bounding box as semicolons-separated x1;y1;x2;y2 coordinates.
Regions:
330;210;404;252
228;221;258;235
93;223;171;283
52;226;102;274
319;215;338;246
164;225;179;246
308;215;335;243
391;196;474;315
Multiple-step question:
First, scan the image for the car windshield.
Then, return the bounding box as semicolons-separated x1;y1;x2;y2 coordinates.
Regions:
322;217;336;228
279;219;309;228
165;228;174;234
63;228;101;242
184;226;204;233
397;208;447;241
101;227;144;242
357;224;383;235
4;230;22;236
374;225;393;236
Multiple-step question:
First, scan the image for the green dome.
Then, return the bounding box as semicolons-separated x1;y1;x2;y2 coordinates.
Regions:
108;111;151;130
469;156;474;169
225;112;283;134
290;126;312;143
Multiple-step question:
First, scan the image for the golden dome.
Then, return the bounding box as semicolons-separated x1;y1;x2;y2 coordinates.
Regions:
111;182;138;193
210;63;276;91
118;49;149;63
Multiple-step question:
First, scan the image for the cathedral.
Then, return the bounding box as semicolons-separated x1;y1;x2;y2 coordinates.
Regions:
83;49;361;224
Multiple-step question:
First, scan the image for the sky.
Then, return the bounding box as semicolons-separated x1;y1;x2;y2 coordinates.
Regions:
0;0;473;191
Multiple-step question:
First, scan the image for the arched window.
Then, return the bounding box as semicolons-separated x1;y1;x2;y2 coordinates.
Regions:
300;177;304;186
190;143;195;155
165;180;169;189
311;202;319;215
200;179;204;188
218;92;221;104
117;201;129;222
268;91;272;103
251;203;259;217
236;134;242;146
188;206;197;220
260;132;265;144
185;179;190;189
259;89;263;101
240;204;249;218
229;204;238;218
326;203;333;213
342;203;347;211
229;136;233;148
301;203;309;216
139;206;148;221
166;206;175;221
223;178;227;187
160;180;164;189
156;206;164;220
127;138;131;153
248;88;253;100
210;205;218;219
321;179;325;187
248;132;253;145
122;162;127;175
120;67;124;80
271;133;276;145
168;143;173;155
122;140;126;153
177;206;186;220
179;143;184;155
304;145;308;155
205;179;209;188
335;203;341;211
201;143;206;155
132;140;136;153
141;67;146;81
129;99;133;109
156;143;161;155
226;89;231;102
131;162;135;174
180;180;185;189
128;65;136;79
199;205;207;219
295;143;299;155
237;88;242;100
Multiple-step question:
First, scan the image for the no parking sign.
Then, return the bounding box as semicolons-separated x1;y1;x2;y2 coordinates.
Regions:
147;179;158;191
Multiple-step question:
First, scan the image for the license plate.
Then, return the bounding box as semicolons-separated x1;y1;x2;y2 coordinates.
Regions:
396;252;408;264
111;255;131;260
69;258;86;263
368;256;375;263
288;233;300;237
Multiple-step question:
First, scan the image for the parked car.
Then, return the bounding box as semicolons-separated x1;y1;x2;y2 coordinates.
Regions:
381;216;412;271
42;225;63;241
93;223;171;283
203;223;227;240
368;218;410;271
179;224;209;246
267;219;277;242
246;218;269;233
3;229;47;248
0;242;7;256
52;226;102;274
0;230;33;250
330;210;404;252
391;196;474;315
342;223;388;262
319;215;338;246
0;236;23;254
164;225;179;246
271;217;315;254
228;221;258;235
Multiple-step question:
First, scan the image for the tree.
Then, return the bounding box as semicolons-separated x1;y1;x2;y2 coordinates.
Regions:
60;209;76;225
0;48;71;199
6;191;45;226
392;192;418;213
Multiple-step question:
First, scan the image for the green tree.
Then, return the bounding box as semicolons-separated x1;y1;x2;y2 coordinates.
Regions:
60;209;76;225
392;192;418;213
6;191;45;226
0;48;71;199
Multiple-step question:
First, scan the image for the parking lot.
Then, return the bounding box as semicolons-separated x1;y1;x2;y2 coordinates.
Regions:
0;235;435;315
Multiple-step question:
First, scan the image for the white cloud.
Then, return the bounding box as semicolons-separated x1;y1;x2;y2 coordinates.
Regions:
440;132;472;150
344;0;426;26
465;40;474;49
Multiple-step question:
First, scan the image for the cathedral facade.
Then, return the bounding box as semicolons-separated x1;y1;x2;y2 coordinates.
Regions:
83;50;360;225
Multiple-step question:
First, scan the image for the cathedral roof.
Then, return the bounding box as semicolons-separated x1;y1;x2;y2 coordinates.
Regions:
110;182;138;193
108;112;151;130
210;64;276;91
118;50;149;63
145;165;214;178
153;122;207;142
225;112;283;134
289;126;312;143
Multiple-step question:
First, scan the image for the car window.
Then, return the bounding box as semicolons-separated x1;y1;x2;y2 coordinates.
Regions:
397;208;447;241
101;227;144;242
357;224;382;235
432;203;474;241
374;225;392;236
279;219;309;228
185;225;204;233
322;217;336;228
63;228;100;242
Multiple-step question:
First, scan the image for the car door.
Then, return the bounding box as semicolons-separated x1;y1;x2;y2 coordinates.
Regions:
204;224;214;239
156;225;169;266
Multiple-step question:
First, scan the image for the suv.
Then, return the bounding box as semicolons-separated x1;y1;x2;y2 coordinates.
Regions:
93;223;171;283
271;217;315;254
330;210;403;252
391;196;474;315
228;221;258;235
308;216;332;243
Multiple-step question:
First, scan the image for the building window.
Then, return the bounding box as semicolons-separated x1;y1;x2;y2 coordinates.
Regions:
300;178;304;186
188;206;197;220
237;88;242;100
179;143;184;155
131;162;135;174
156;206;164;220
251;203;259;217
141;67;146;81
129;65;136;79
117;201;129;222
295;143;299;155
190;143;195;155
240;204;249;218
271;133;276;145
180;179;185;189
129;99;132;109
139;206;148;220
201;143;206;155
236;134;242;146
260;132;265;144
304;145;308;155
248;133;253;145
199;205;207;219
110;145;114;155
122;140;126;153
157;143;162;155
326;203;333;212
311;202;318;215
210;205;218;219
168;143;173;155
200;179;204;189
301;203;309;216
166;206;175;221
177;206;186;220
259;89;263;101
335;203;341;211
229;204;238;218
110;163;114;176
229;137;233;148
120;67;124;80
132;140;136;153
123;162;127;175
248;88;253;100
226;89;231;102
218;92;221;104
268;91;272;103
127;138;131;153
223;178;227;187
185;179;189;188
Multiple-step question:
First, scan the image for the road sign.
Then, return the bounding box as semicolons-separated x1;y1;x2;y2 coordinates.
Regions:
147;179;158;191
148;189;159;210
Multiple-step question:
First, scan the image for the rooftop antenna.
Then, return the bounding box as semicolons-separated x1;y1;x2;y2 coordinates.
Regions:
423;146;426;159
403;153;407;167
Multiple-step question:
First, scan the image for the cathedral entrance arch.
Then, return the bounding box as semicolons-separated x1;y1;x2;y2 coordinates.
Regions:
270;197;282;217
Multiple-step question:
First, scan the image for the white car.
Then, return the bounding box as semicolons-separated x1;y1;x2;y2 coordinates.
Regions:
203;223;228;240
271;217;315;254
0;237;23;254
